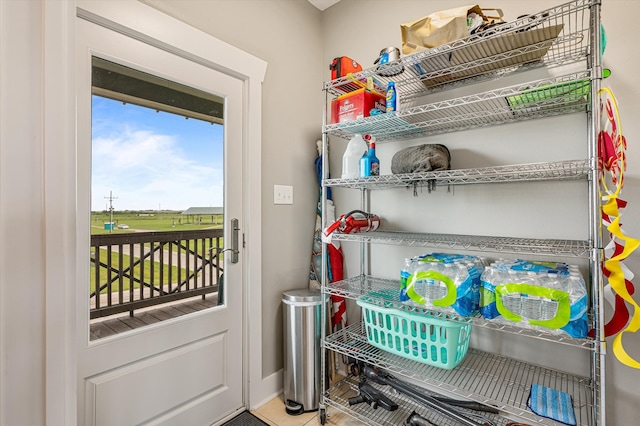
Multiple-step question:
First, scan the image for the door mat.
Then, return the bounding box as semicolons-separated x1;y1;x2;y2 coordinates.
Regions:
222;411;269;426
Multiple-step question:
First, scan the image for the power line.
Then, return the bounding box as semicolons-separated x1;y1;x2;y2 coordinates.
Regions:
104;191;118;233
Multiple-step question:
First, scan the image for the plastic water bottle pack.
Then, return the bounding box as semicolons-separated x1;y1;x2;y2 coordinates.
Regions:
400;253;486;316
480;260;588;338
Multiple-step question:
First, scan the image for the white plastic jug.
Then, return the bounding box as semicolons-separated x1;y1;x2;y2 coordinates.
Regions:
341;134;368;179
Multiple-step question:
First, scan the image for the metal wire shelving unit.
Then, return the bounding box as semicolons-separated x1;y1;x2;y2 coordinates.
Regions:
319;1;604;425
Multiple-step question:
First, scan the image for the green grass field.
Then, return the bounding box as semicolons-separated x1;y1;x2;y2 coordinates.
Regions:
91;248;185;294
91;211;222;234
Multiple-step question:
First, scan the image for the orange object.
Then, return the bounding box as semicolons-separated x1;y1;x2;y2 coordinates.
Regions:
330;56;362;80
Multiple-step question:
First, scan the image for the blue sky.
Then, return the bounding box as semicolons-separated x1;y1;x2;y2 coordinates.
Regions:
91;96;223;211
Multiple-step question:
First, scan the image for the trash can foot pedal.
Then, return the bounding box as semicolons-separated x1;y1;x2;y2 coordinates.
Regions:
285;400;304;416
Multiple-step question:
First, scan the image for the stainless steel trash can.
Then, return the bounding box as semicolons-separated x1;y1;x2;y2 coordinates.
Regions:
282;288;322;415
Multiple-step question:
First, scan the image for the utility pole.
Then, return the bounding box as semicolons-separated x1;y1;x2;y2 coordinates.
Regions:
105;191;118;233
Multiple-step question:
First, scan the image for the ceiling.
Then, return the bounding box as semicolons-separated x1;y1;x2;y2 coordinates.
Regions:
307;0;342;11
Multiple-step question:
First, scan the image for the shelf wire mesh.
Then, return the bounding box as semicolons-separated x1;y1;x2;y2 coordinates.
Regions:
324;323;595;426
324;0;593;99
325;71;591;141
324;374;515;426
327;231;592;257
324;159;591;189
325;275;596;350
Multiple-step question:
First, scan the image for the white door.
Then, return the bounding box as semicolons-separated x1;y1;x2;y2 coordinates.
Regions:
76;13;244;426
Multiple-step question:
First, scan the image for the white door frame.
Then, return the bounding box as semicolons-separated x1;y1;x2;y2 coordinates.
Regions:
44;1;266;424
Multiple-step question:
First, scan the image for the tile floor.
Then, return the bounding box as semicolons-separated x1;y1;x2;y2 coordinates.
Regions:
252;395;365;426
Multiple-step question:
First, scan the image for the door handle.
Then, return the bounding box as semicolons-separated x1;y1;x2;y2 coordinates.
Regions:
214;218;240;263
230;218;239;264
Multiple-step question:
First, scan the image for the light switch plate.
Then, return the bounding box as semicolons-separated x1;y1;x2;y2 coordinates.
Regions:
274;185;293;205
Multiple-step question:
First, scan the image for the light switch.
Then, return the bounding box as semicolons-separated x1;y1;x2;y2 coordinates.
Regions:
274;185;293;205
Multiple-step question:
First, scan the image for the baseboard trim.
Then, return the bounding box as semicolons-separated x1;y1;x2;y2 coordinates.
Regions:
249;369;282;410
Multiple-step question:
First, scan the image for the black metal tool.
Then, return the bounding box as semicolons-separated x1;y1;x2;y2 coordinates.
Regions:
434;397;499;414
405;411;436;426
348;380;399;411
350;360;497;414
362;365;493;426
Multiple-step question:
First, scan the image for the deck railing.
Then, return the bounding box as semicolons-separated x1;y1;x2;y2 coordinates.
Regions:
90;229;224;319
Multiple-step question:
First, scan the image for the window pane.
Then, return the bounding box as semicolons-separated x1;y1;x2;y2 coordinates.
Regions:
89;57;225;340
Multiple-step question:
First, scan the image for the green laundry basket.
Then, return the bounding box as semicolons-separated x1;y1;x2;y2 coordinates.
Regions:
357;298;471;369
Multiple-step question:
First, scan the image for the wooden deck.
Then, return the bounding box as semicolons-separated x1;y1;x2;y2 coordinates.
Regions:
90;295;218;341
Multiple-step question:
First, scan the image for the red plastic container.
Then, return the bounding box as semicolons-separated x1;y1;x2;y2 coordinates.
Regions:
331;88;385;124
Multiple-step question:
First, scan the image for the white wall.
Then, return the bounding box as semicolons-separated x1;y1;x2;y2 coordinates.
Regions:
321;0;640;425
2;0;77;423
0;0;46;423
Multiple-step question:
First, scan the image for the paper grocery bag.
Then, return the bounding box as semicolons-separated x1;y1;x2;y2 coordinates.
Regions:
401;5;502;54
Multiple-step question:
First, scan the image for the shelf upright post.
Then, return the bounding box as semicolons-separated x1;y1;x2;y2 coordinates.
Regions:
587;1;605;424
319;82;330;424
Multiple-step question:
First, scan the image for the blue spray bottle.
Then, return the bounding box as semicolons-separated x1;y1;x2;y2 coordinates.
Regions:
360;134;380;177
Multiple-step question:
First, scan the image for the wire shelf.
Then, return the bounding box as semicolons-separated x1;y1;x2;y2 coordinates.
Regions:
324;375;514;426
325;275;596;350
325;71;591;142
324;0;593;99
324;159;591;189
328;231;592;257
324;323;595;426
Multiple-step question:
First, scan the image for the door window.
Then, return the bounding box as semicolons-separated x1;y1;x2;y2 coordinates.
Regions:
90;57;226;340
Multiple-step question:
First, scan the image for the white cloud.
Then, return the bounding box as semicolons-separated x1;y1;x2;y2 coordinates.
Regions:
92;128;223;211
